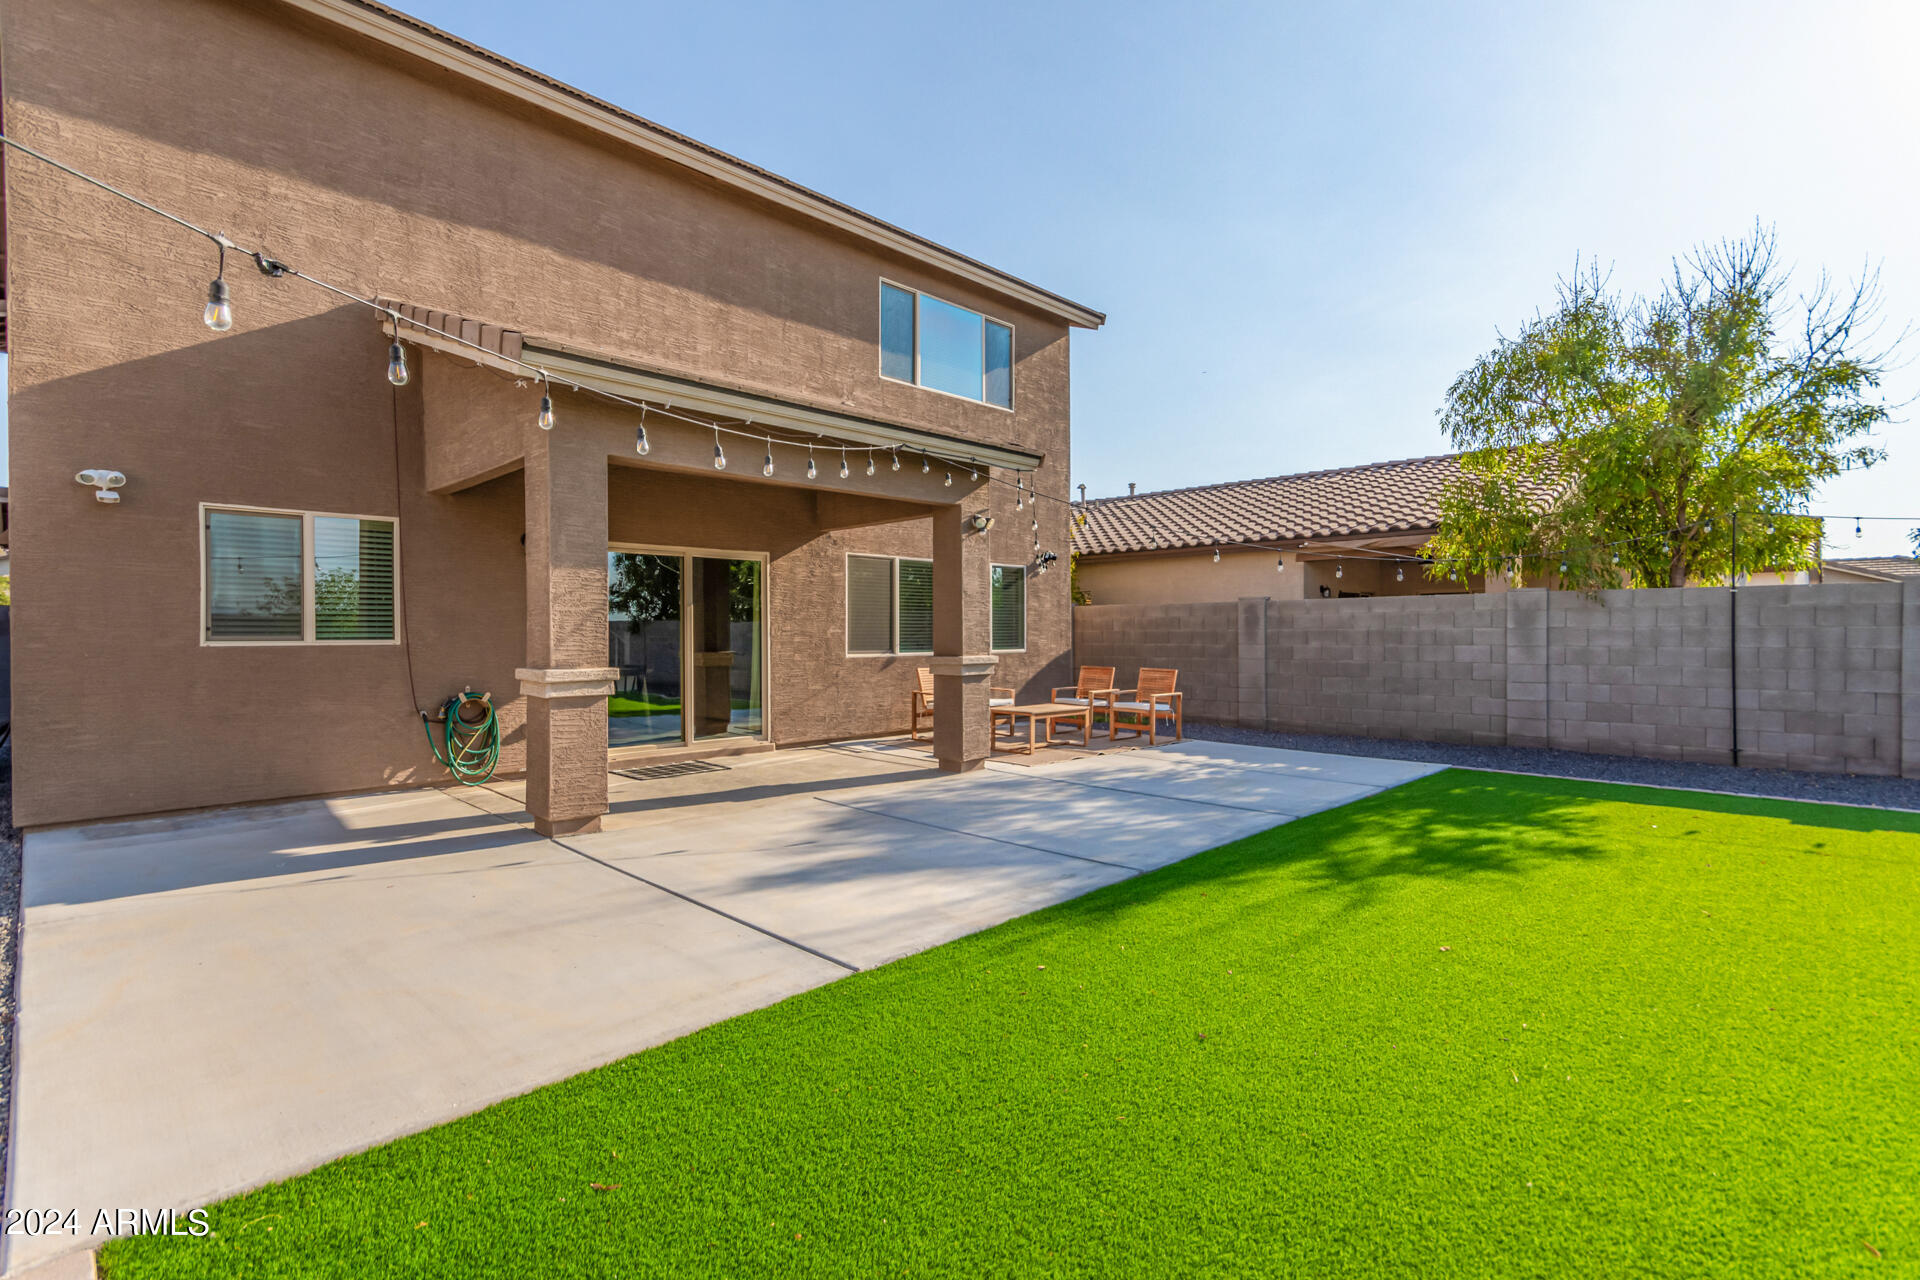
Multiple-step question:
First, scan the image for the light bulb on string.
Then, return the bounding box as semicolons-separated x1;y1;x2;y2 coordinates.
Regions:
839;450;850;480
202;241;233;331
713;427;726;470
1856;517;1863;537
635;409;650;455
1396;565;1404;582
1213;547;1221;563
386;339;408;387
865;453;876;477
763;441;775;477
891;449;901;472
1276;553;1286;573
806;445;817;480
970;462;979;481
1334;563;1343;579
537;383;555;431
1016;478;1024;511
944;470;953;487
921;454;931;475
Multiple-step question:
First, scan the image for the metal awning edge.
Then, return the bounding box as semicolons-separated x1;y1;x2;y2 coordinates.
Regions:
522;343;1045;472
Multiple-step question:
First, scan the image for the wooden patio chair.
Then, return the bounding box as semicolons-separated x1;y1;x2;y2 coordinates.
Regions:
1108;668;1184;745
1048;665;1120;739
911;667;1016;741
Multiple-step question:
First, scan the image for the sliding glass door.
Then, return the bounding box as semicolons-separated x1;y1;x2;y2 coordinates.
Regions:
607;548;766;751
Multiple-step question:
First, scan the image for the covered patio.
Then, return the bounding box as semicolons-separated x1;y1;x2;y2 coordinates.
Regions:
9;738;1439;1273
397;302;1051;837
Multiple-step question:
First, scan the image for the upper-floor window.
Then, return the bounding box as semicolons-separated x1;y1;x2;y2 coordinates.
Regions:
880;280;1013;409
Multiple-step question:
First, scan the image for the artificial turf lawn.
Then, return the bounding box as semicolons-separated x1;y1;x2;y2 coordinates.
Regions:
101;770;1919;1278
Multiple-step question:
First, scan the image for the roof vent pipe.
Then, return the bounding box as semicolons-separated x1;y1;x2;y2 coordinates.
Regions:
1078;483;1086;503
1128;482;1136;496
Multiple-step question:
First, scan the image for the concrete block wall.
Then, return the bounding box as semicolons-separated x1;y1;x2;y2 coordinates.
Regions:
1073;582;1919;777
1264;594;1510;746
1071;601;1239;724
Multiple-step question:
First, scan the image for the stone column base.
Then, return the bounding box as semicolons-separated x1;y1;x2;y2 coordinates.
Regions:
929;654;998;773
517;667;617;836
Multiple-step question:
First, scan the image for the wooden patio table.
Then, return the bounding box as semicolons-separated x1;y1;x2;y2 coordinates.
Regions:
990;702;1093;755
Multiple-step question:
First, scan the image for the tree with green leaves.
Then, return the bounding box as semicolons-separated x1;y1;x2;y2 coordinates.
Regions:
1427;228;1895;590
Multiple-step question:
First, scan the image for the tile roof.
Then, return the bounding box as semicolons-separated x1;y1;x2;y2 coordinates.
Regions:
1823;556;1920;580
1073;453;1489;555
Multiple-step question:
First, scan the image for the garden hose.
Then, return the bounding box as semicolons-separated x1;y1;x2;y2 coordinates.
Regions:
422;689;501;785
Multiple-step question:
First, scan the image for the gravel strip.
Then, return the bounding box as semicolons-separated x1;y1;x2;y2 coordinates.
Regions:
1188;721;1920;811
0;739;18;1196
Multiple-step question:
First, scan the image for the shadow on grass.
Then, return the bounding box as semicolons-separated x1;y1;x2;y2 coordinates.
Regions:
1033;767;1920;927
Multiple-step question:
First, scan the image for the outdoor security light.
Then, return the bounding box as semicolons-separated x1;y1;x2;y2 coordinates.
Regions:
75;469;127;503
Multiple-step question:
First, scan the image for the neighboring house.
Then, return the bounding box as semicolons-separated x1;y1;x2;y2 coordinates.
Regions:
1073;455;1496;605
1;0;1103;831
1071;452;1830;606
1822;557;1920;583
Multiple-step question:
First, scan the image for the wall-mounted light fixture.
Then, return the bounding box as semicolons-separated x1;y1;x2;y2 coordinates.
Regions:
76;469;127;503
966;512;995;533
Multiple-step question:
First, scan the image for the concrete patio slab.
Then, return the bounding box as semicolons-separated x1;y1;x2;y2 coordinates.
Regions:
825;768;1285;869
7;739;1441;1274
565;800;1133;969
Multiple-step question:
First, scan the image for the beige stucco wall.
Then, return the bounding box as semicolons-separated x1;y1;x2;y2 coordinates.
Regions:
1;0;1077;824
1076;548;1480;606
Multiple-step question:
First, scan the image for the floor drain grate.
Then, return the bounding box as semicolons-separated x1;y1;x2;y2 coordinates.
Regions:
613;759;732;781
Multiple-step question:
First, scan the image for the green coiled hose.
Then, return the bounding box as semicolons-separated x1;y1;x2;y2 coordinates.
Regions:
422;690;501;785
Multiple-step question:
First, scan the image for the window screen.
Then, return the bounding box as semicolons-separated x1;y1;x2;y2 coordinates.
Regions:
847;555;895;653
991;565;1026;652
313;516;396;641
206;510;303;640
897;559;933;654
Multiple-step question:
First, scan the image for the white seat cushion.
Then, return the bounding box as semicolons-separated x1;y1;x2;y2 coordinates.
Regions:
1110;700;1170;712
989;697;1014;707
1057;696;1089;705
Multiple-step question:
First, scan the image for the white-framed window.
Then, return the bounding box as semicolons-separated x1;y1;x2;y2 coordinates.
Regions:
990;563;1026;653
879;279;1014;409
846;553;935;656
202;503;398;645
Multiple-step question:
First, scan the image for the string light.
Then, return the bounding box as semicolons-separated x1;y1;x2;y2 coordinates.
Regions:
1334;563;1343;579
806;444;816;480
386;337;408;387
970;462;979;481
1212;547;1221;563
537;378;554;431
944;470;953;487
203;240;233;331
839;450;850;480
635;421;649;455
922;454;931;475
1396;566;1404;582
1276;553;1285;573
763;441;775;477
865;453;876;477
712;427;726;470
891;448;901;472
1016;477;1025;511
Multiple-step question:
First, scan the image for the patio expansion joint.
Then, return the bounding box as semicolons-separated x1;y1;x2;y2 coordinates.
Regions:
435;786;863;974
811;796;1146;874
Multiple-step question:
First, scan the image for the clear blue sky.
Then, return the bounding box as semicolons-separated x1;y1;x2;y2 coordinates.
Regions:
8;1;1915;552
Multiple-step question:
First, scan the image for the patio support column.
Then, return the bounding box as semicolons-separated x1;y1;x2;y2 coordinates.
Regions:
517;427;615;837
930;502;996;773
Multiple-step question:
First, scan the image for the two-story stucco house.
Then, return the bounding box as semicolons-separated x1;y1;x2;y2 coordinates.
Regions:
0;0;1102;833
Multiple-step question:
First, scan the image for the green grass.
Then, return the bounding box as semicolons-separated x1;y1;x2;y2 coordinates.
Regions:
606;693;680;717
101;771;1920;1278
